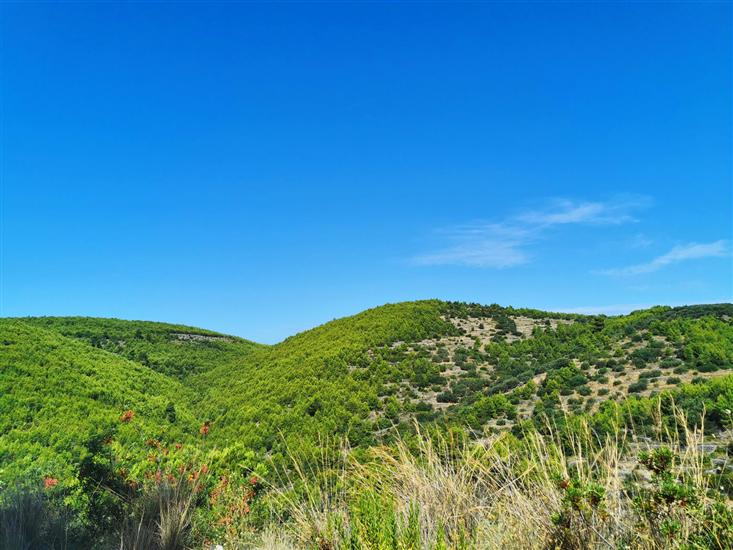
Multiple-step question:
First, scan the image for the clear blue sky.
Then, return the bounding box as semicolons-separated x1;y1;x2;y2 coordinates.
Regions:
2;2;731;343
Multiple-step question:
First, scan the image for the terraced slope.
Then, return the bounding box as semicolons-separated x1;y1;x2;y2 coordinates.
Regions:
368;303;733;433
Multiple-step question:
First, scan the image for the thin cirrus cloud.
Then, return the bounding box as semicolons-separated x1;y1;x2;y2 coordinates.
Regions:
411;196;649;268
599;240;731;276
412;223;532;268
517;196;648;226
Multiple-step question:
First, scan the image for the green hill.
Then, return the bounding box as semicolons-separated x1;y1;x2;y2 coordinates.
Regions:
8;302;733;460
0;319;202;475
0;320;205;533
195;300;733;454
2;301;732;547
20;316;263;380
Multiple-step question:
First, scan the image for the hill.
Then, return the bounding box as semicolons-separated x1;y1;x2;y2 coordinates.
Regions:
0;320;207;533
9;302;733;458
194;300;733;454
20;316;263;380
1;301;732;547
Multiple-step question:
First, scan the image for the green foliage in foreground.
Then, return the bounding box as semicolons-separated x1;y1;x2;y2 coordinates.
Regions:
2;409;732;549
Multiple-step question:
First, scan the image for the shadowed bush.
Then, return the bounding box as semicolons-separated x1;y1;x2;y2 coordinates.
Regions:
0;486;76;550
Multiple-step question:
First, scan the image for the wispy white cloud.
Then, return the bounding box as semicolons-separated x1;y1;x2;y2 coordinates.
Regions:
518;195;649;226
412;196;648;268
600;240;730;276
412;223;531;268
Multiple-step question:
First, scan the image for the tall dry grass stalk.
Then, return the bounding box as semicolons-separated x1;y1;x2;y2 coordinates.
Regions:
119;472;201;550
230;408;729;550
264;436;352;548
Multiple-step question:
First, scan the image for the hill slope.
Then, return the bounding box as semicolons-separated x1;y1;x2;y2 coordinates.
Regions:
0;320;201;492
20;316;263;380
7;302;733;459
2;301;733;546
190;301;733;452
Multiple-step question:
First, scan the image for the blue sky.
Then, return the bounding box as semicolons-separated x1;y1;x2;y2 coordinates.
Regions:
2;2;731;343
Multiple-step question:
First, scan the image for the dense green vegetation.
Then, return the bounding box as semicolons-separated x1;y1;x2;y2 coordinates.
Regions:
22;316;262;380
1;300;732;547
0;320;201;538
194;300;459;453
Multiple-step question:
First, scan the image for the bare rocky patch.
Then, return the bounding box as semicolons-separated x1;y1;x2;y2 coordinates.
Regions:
171;332;232;343
513;316;574;339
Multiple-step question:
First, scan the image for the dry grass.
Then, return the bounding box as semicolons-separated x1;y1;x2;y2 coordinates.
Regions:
119;472;202;550
219;408;731;550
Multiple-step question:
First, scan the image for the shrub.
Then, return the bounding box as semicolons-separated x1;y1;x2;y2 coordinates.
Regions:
436;391;457;403
699;363;720;373
629;380;649;393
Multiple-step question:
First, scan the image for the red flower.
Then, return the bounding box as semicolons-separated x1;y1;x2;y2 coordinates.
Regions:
174;443;183;451
43;477;58;489
120;410;135;423
249;475;258;487
200;421;210;436
217;515;233;526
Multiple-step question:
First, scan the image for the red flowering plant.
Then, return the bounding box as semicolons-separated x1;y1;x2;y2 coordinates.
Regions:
43;476;59;490
123;437;207;491
196;443;269;540
109;408;268;538
204;471;265;539
110;406;210;497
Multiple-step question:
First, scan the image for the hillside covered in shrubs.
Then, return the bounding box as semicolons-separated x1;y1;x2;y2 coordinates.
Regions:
1;301;732;548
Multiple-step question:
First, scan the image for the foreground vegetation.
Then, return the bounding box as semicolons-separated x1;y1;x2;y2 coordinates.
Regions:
2;400;732;549
1;301;731;547
253;410;733;550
